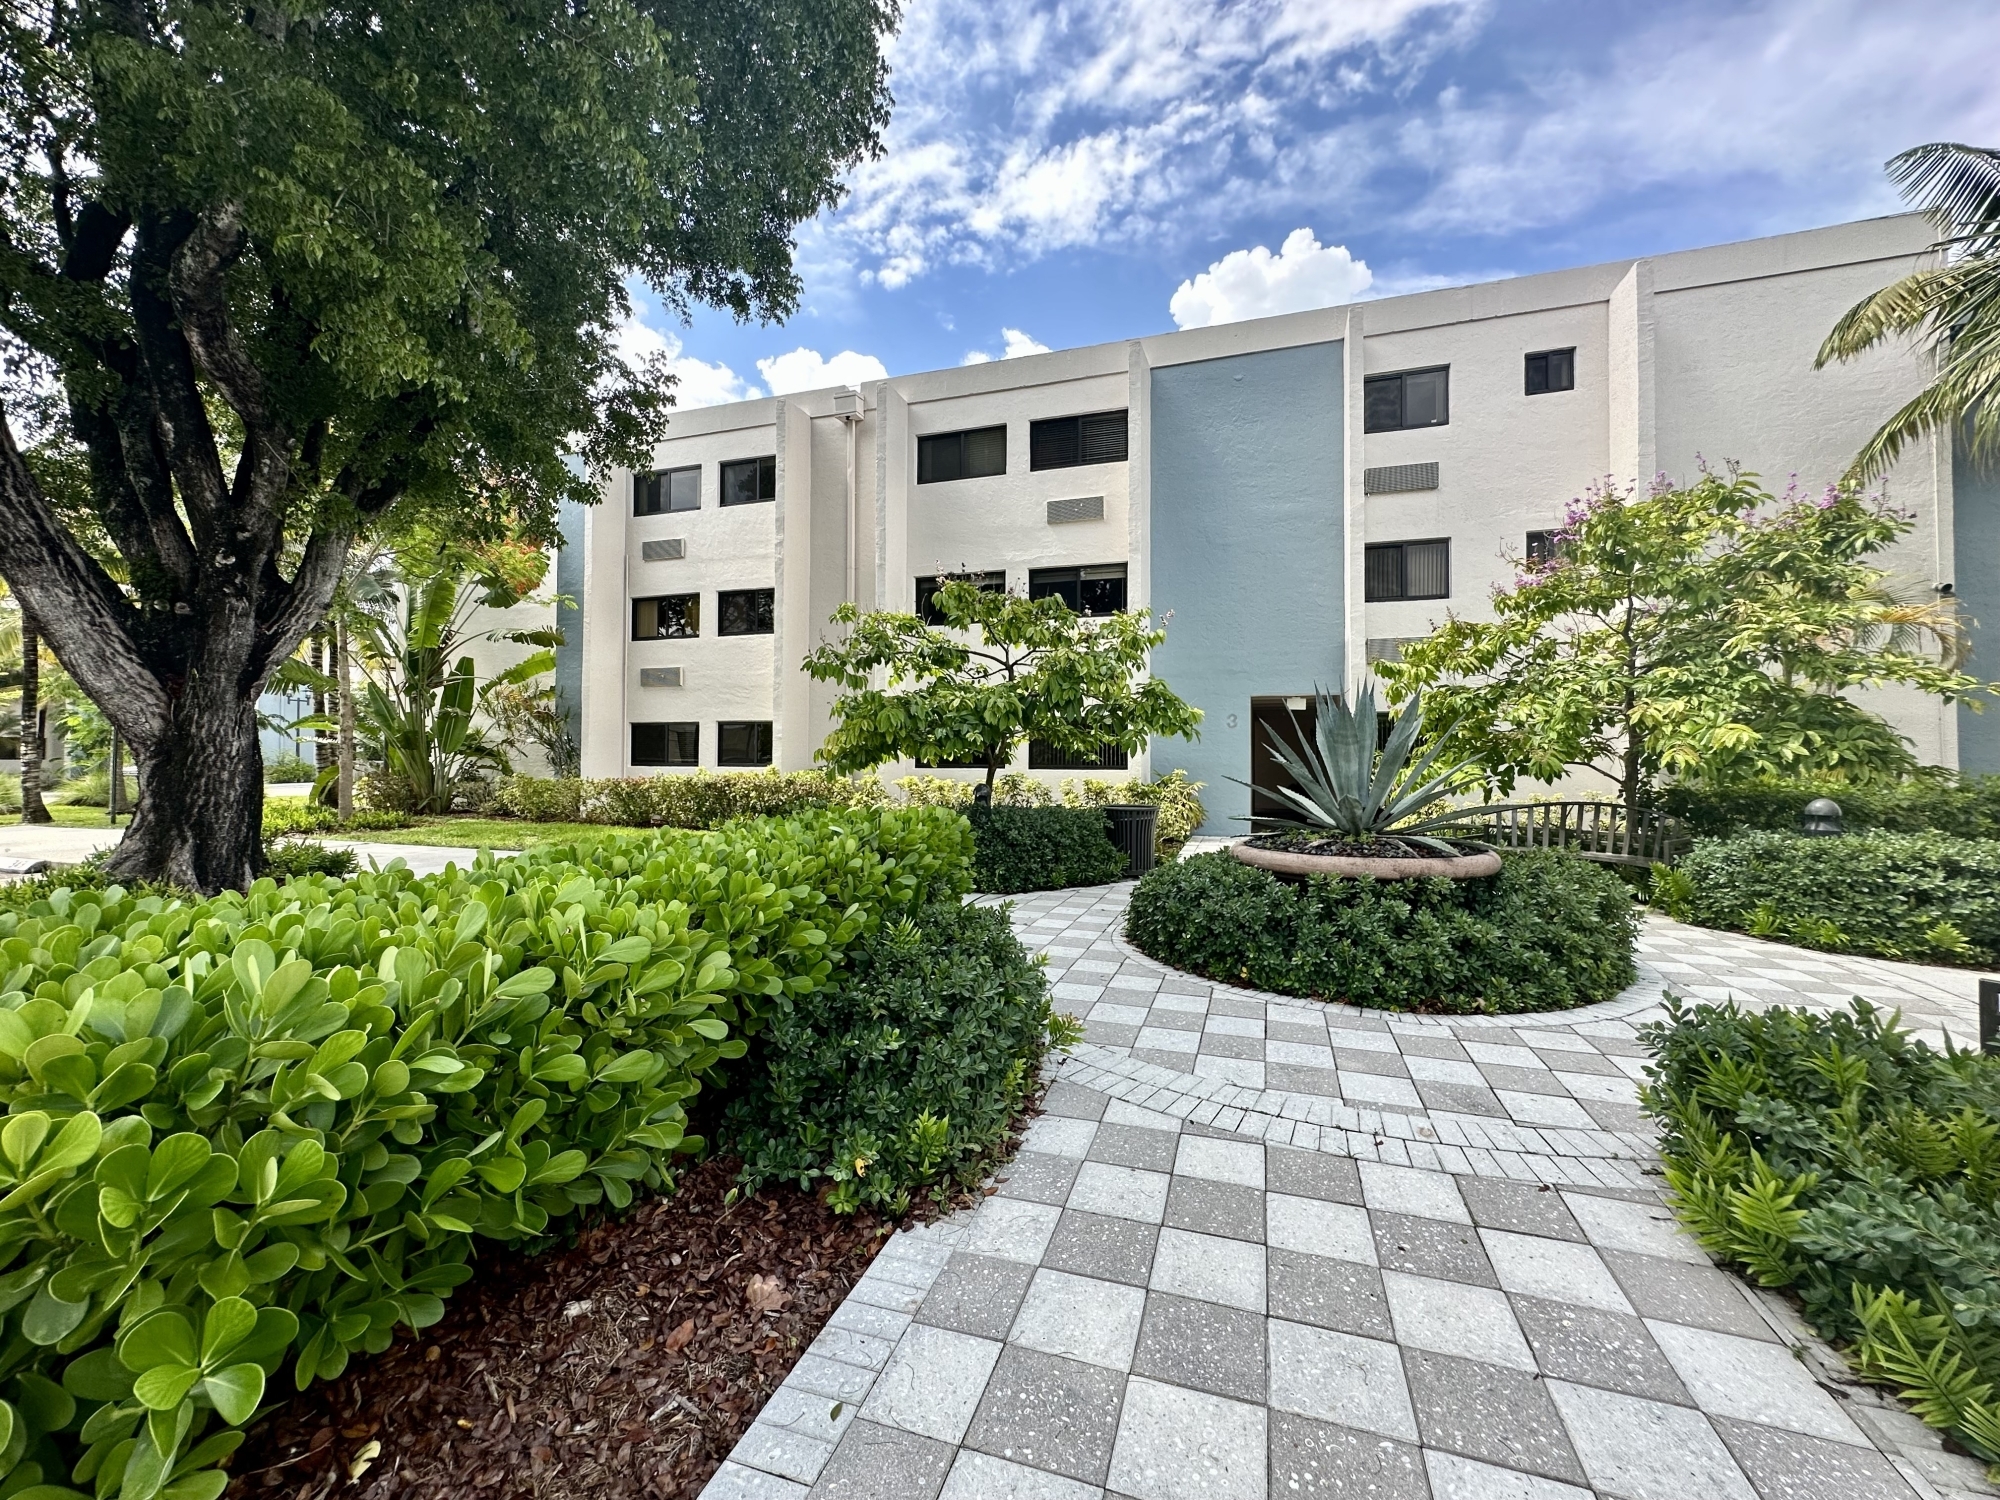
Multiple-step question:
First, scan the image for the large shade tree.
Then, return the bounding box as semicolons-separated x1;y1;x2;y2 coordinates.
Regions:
0;0;895;890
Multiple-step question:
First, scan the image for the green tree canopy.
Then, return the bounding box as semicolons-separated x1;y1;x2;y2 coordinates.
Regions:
1379;470;1986;806
804;578;1203;792
0;0;895;889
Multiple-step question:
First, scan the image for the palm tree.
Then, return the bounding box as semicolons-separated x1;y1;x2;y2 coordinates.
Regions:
1819;142;2000;480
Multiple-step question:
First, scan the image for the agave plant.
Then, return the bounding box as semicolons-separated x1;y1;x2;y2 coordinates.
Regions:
1241;683;1504;851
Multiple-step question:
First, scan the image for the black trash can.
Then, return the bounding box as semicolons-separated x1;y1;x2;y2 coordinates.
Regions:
1103;804;1159;878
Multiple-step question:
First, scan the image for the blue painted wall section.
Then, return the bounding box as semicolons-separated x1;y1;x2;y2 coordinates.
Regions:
1956;439;2000;774
555;498;587;760
1149;342;1345;834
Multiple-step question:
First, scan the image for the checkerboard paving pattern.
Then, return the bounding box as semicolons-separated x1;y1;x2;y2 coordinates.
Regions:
703;884;1998;1500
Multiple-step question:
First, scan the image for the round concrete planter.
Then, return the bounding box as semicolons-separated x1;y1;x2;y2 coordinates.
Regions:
1232;840;1501;882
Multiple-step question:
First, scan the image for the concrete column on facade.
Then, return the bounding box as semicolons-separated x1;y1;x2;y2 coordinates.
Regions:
1342;304;1369;695
1127;341;1153;780
577;477;630;778
773;400;816;770
875;383;909;611
1608;259;1658;488
1931;428;1960;768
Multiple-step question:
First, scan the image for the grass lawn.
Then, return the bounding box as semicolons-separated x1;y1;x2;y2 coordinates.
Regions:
321;816;654;849
0;805;131;827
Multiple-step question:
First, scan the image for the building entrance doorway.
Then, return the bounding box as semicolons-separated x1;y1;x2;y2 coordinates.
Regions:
1249;696;1322;825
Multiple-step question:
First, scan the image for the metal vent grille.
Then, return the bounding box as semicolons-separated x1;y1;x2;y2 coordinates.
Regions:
1047;495;1105;525
1365;637;1420;664
638;666;684;688
640;538;687;562
1364;462;1439;495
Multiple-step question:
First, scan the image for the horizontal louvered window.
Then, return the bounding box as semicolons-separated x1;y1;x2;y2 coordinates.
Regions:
1030;410;1128;470
1364;540;1450;602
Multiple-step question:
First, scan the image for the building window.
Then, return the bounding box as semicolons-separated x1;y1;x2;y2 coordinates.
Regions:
1363;367;1449;432
632;721;698;767
632;593;700;639
1525;529;1568;565
718;720;773;766
1027;740;1129;771
1364;540;1450;601
1028;564;1127;617
720;455;776;506
635;466;699;515
916;570;1007;624
1030;410;1128;470
917;425;1007;483
1524;348;1575;395
717;588;775;636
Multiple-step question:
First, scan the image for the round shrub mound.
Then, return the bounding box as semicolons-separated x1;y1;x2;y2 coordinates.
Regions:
1678;829;2000;964
1125;850;1638;1013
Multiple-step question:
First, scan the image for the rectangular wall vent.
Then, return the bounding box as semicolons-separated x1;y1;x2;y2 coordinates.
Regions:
1365;637;1421;664
1046;495;1105;525
1364;462;1439;495
638;666;684;688
640;538;687;562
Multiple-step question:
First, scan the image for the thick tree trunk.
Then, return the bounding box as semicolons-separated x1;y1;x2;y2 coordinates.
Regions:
18;614;50;824
106;680;265;891
337;619;355;820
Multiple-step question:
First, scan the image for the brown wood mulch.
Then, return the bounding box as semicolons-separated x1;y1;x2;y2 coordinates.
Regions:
224;1157;894;1500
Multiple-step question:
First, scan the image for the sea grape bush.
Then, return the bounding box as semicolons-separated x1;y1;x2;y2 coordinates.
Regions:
494;768;889;828
0;806;970;1500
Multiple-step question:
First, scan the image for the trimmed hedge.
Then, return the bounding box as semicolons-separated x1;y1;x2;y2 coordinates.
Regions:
727;900;1060;1214
967;804;1126;894
495;769;887;828
1676;829;2000;963
1662;771;2000;841
1125;850;1637;1013
0;806;972;1500
1645;999;2000;1464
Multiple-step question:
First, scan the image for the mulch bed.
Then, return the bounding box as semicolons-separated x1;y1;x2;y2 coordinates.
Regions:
225;1157;892;1500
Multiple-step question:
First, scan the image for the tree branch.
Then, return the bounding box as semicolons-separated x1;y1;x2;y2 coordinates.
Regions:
250;523;355;685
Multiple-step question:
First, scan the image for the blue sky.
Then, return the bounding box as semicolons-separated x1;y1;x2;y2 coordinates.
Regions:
621;0;2000;405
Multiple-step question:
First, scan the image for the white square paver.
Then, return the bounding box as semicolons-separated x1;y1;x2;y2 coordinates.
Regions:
860;1324;1003;1444
1560;1192;1707;1264
1480;1230;1634;1314
1266;1041;1336;1068
1359;1162;1471;1223
1151;1227;1267;1313
1175;1135;1266;1188
1022;1117;1098;1159
1382;1270;1535;1371
1009;1267;1147;1371
1405;1056;1486;1087
1137;1026;1200;1053
1068;1162;1172;1223
938;1450;1102;1500
1465;1042;1547;1070
1423;1450;1592;1499
961;1197;1064;1263
1204;1014;1265;1038
1496;1091;1597;1129
1193;1056;1265;1087
1647;1320;1867;1444
1265;1194;1376;1264
1546;1379;1756;1500
704;1460;810;1498
1339;1072;1424;1109
1268;1320;1417;1441
1090;1002;1153;1026
1107;1377;1269;1500
1555;1071;1639;1103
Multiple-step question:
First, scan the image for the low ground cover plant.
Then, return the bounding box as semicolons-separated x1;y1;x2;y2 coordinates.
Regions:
1662;770;2000;841
1126;849;1636;1012
0;806;971;1500
1674;829;2000;963
727;899;1070;1213
1645;998;2000;1468
968;804;1127;894
258;803;410;839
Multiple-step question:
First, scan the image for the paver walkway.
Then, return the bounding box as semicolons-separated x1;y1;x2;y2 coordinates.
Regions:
705;882;2000;1500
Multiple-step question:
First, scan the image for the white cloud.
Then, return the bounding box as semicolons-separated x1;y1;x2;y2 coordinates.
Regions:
755;347;890;394
614;308;759;408
1169;229;1373;328
962;327;1053;364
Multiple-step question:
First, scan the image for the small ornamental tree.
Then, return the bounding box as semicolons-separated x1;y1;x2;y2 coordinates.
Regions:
804;578;1202;792
1379;470;1987;806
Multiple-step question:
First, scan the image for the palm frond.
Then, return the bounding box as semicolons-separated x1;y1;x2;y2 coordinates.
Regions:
1888;142;2000;253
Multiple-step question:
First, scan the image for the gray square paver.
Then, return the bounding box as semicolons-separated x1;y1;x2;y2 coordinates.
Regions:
1266;1146;1363;1204
917;1253;1037;1341
1382;1271;1535;1371
938;1449;1101;1500
1131;1291;1268;1402
1266;1247;1395;1340
1105;1377;1268;1500
1546;1379;1757;1500
1150;1228;1267;1313
1269;1412;1429;1499
962;1197;1064;1264
1043;1209;1159;1288
1266;1193;1376;1264
1481;1229;1631;1312
1360;1163;1471;1223
1710;1415;1922;1500
997;1152;1083;1207
1402;1347;1587;1485
1599;1249;1776;1340
810;1419;957;1500
1010;1268;1147;1372
1423;1450;1592;1498
1164;1176;1266;1242
861;1324;1004;1444
1458;1177;1586;1241
1087;1123;1181;1172
1561;1192;1706;1264
1647;1319;1865;1445
1068;1163;1172;1224
1267;1319;1417;1441
963;1343;1125;1486
1374;1211;1499;1287
1175;1135;1267;1188
1511;1296;1690;1404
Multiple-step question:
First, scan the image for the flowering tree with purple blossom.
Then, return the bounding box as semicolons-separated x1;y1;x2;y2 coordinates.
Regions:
1378;469;1987;808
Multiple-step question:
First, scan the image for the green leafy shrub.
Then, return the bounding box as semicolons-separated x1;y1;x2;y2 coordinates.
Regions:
1644;999;2000;1466
56;770;138;808
0;775;22;814
1677;829;2000;963
0;805;970;1500
1662;770;2000;841
968;804;1126;894
262;755;318;784
261;840;359;880
1125;849;1636;1013
1060;770;1207;858
895;773;1054;808
495;775;585;824
259;803;410;839
495;769;888;828
727;900;1057;1213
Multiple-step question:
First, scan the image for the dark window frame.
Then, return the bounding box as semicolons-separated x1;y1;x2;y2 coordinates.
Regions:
634;465;700;516
717;720;774;767
631;592;701;640
719;454;777;507
1027;563;1128;617
915;570;1007;625
631;721;699;767
1364;539;1451;602
1363;366;1450;433
916;425;1008;484
1029;409;1129;471
716;587;776;636
1027;740;1129;771
1524;529;1568;565
1524;347;1576;396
